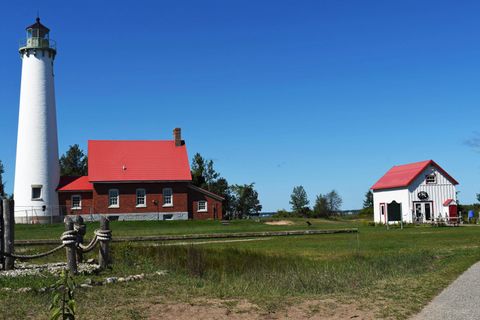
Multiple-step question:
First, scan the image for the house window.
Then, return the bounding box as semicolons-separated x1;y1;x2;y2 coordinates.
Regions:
163;188;173;206
198;201;208;212
426;174;436;184
31;185;42;200
108;189;119;208
136;189;146;207
71;195;82;210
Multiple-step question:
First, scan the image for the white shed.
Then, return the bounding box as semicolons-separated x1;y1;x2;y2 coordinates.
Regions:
371;160;459;224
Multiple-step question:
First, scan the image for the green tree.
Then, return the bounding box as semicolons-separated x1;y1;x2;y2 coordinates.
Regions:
313;194;329;217
209;177;234;216
191;153;233;217
59;145;88;176
326;190;342;214
363;190;373;209
0;160;5;197
360;190;374;217
204;160;220;189
289;186;309;214
191;153;207;188
231;183;262;218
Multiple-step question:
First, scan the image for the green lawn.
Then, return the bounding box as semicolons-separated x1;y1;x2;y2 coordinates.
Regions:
14;218;355;240
2;218;480;319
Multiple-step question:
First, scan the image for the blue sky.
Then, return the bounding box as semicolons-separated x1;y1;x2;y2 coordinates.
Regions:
1;0;480;211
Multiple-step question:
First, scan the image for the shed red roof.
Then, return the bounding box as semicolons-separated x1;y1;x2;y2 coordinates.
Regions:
58;176;93;191
443;199;455;206
371;160;458;191
88;140;192;182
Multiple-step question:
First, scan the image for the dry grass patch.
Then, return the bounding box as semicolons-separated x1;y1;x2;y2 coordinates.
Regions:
264;220;295;226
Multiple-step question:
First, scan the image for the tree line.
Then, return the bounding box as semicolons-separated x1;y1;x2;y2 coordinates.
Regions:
190;153;261;219
286;185;343;217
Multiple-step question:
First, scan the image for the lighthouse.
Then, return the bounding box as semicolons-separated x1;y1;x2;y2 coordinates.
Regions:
14;18;60;223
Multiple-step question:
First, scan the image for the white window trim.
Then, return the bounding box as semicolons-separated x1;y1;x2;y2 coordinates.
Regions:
162;188;173;207
108;189;120;208
31;185;43;201
198;201;208;212
136;188;147;208
71;195;82;210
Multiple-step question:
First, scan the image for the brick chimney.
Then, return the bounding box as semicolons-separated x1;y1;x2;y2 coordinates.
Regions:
173;128;182;146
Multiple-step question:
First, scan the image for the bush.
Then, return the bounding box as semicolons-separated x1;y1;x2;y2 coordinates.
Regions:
358;207;373;219
273;209;291;218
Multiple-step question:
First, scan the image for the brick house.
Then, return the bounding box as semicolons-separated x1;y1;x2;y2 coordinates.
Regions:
57;129;223;220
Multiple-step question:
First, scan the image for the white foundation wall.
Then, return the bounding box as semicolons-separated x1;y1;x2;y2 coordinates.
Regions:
373;189;409;223
14;50;60;221
408;165;457;220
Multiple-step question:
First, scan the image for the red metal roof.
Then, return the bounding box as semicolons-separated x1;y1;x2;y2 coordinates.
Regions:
88;140;192;182
58;176;93;191
443;199;455;206
371;160;459;191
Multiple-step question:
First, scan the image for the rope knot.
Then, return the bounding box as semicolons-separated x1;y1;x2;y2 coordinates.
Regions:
61;230;77;245
95;229;112;242
74;224;87;236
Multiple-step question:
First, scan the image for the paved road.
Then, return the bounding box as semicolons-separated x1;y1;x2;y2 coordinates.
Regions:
412;261;480;320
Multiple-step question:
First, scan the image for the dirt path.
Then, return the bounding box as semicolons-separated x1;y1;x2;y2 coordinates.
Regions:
411;261;480;320
146;299;375;320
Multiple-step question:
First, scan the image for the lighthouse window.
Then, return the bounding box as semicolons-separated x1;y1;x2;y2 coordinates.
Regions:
31;186;42;200
108;189;119;208
71;195;82;210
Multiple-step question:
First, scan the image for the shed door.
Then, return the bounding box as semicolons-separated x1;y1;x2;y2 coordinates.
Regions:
449;205;458;219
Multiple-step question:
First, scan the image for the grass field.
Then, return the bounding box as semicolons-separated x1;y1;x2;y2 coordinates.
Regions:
2;218;480;319
14;218;353;240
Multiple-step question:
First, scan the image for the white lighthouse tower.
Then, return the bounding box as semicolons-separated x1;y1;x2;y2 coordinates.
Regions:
14;18;60;223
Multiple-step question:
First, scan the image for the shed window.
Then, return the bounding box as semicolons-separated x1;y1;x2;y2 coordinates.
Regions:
136;189;146;207
426;174;436;184
198;201;208;212
108;189;119;208
163;188;173;206
71;195;82;209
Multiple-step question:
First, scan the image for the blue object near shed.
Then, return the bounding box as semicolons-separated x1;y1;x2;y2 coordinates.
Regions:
468;210;474;219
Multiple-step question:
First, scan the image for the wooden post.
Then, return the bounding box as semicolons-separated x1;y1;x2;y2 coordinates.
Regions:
74;215;86;263
3;199;15;270
0;199;4;270
64;217;77;274
98;216;110;269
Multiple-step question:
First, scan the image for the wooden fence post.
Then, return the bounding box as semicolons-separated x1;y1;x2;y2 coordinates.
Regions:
98;216;111;269
74;215;86;263
3;199;14;270
0;199;4;270
64;217;77;274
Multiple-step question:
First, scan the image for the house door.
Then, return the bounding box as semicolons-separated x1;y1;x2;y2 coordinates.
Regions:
449;205;458;220
414;202;433;223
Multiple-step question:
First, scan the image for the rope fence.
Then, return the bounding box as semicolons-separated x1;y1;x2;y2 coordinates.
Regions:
0;198;112;274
